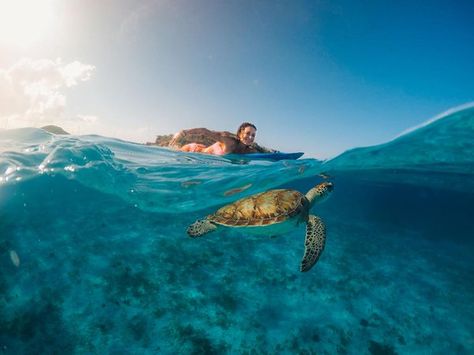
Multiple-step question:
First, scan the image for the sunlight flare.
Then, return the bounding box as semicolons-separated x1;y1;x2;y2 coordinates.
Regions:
0;0;57;48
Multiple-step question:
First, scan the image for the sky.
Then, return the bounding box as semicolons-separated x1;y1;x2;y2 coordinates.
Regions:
0;0;473;158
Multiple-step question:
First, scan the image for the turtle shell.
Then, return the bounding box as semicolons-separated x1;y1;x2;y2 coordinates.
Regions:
209;189;309;227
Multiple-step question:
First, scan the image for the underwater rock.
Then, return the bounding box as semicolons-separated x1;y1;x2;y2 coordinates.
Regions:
9;250;20;267
368;340;397;355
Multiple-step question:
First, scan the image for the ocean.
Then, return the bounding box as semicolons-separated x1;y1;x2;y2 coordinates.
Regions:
1;105;473;354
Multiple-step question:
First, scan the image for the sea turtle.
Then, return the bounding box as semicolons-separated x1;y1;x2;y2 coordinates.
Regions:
187;181;333;272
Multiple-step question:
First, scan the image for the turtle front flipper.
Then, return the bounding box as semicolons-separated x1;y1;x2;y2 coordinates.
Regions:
300;215;326;272
187;219;217;238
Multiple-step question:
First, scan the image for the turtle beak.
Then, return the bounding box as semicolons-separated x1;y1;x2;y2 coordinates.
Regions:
326;182;334;191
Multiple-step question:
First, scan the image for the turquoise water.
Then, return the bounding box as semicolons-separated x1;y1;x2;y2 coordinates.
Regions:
1;105;473;354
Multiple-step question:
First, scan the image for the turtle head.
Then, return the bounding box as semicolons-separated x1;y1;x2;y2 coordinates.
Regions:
305;181;334;207
187;218;217;238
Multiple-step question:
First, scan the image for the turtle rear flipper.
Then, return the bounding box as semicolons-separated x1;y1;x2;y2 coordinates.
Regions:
300;215;326;272
187;219;217;238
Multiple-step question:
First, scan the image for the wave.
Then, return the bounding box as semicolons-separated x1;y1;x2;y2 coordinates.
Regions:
1;103;473;214
324;104;474;175
0;128;322;213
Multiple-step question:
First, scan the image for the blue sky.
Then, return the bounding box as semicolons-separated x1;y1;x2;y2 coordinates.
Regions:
0;0;473;158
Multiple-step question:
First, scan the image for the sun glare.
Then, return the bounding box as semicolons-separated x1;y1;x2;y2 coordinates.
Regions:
0;0;56;48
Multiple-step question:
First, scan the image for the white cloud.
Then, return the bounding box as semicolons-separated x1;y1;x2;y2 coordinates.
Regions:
0;57;95;129
76;114;99;123
60;61;95;87
0;57;155;144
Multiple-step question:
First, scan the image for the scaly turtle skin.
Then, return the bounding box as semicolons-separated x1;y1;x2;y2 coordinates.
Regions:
187;181;333;272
